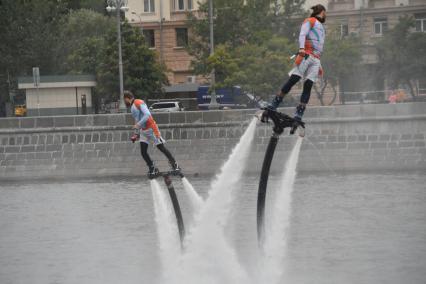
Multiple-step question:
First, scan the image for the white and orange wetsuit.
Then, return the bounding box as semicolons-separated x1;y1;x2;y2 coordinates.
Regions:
290;16;326;82
131;99;165;145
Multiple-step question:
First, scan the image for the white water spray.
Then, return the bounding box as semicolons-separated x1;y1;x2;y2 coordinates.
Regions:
260;136;303;284
182;177;204;214
150;180;181;282
168;118;258;284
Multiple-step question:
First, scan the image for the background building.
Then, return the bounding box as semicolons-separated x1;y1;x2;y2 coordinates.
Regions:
18;75;96;116
326;0;426;92
126;0;202;85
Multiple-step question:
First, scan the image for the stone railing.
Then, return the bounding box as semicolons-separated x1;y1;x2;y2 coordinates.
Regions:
0;103;425;180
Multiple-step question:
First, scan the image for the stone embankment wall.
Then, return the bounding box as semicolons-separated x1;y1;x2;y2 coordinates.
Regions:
0;103;425;180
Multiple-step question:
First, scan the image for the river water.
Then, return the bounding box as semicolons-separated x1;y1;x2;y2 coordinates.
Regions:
0;173;425;284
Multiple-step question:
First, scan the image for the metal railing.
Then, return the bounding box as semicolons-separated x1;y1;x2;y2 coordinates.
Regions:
306;88;426;105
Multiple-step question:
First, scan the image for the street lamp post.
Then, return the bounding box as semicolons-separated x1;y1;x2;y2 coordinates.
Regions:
106;0;129;113
208;0;219;110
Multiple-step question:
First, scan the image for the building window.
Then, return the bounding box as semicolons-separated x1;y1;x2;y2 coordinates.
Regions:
415;15;426;32
143;29;155;48
144;0;155;12
374;17;388;36
173;0;192;11
175;0;185;11
340;23;349;38
176;28;188;47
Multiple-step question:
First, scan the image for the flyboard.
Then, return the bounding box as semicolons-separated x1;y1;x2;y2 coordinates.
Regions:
255;107;305;246
149;169;186;245
130;131;186;244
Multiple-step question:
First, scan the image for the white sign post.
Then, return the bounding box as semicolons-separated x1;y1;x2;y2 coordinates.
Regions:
32;67;40;116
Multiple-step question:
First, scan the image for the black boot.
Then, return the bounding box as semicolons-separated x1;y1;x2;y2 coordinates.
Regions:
170;162;183;177
148;165;160;179
267;95;283;111
290;104;306;135
294;104;306;120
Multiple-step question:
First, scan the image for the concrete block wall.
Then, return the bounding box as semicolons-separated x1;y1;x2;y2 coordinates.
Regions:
0;103;425;180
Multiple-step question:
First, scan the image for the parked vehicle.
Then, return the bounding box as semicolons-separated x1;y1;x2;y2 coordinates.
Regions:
149;101;184;112
197;86;252;110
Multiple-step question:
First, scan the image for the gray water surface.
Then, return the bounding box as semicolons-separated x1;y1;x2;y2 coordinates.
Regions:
1;173;425;284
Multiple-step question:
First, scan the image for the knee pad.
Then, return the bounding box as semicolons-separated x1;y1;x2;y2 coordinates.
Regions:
281;75;301;94
300;79;313;104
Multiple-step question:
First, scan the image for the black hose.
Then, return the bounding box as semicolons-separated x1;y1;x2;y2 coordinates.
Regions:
257;134;279;247
163;175;185;246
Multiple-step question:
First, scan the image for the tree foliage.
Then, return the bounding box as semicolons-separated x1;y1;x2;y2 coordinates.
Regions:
0;0;69;115
96;22;168;101
187;0;306;84
207;37;296;98
270;0;307;39
318;30;362;104
57;9;115;74
377;16;426;97
59;10;167;101
0;0;66;80
0;1;168;115
64;0;108;13
321;34;361;86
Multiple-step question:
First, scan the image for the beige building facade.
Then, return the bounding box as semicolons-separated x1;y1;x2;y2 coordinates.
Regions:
126;0;203;85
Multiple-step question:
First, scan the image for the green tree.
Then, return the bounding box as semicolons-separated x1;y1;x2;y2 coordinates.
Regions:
187;0;306;92
377;16;426;97
56;9;115;74
188;0;273;49
405;32;426;95
207;36;295;98
0;0;67;106
57;10;169;102
316;31;361;105
63;0;107;13
0;0;67;73
270;0;307;40
0;0;168;115
96;22;168;101
187;0;258;76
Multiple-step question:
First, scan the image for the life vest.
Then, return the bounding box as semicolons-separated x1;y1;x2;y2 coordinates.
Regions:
133;99;161;136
